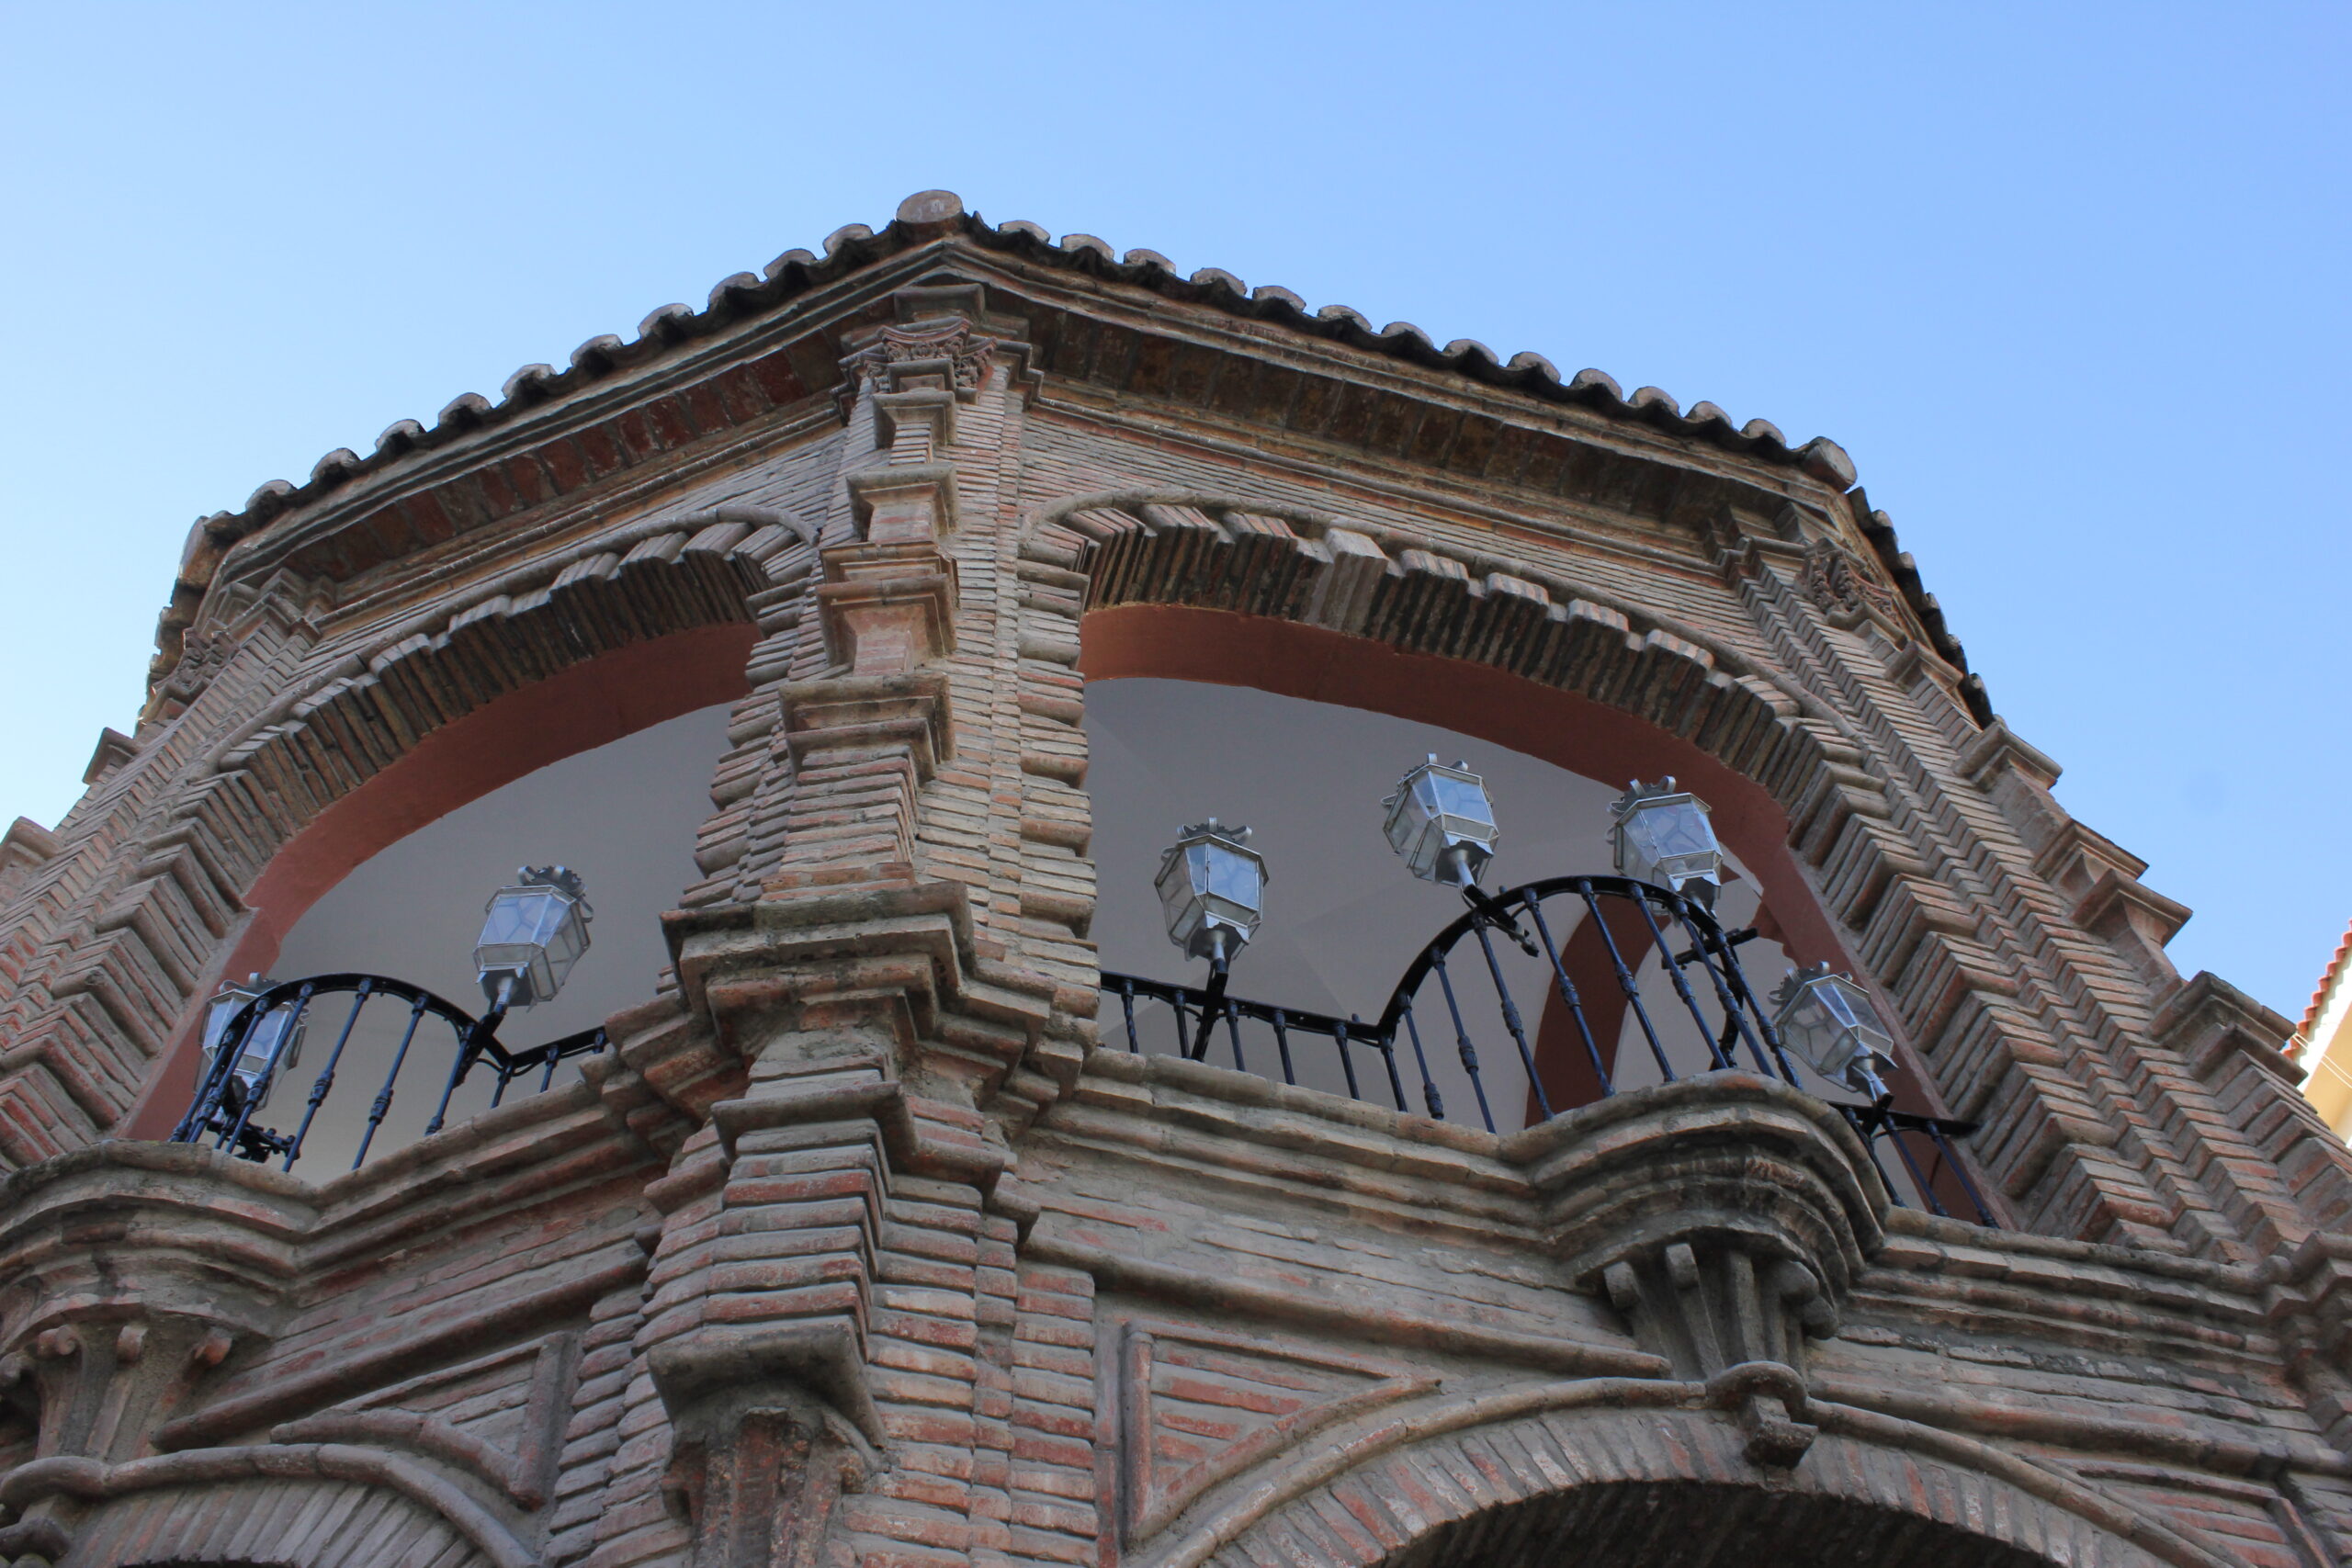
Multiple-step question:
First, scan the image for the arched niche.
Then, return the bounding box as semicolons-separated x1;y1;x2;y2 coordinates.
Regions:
114;517;804;1144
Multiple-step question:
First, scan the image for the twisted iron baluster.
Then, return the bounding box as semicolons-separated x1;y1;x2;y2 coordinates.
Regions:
1430;952;1497;1133
220;985;312;1156
1470;912;1551;1121
1883;1123;1951;1219
1659;899;1784;1078
1525;898;1611;1098
1333;1018;1363;1100
1365;1015;1408;1111
1576;881;1674;1082
1841;1106;1906;1207
1927;1123;1995;1225
283;980;373;1170
354;997;432;1168
1401;1003;1445;1121
1625;895;1735;1072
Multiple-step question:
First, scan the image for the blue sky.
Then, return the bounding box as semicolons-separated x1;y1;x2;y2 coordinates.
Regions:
2;2;2345;1019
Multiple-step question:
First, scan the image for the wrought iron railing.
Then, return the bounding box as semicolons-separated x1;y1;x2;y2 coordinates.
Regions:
172;973;609;1174
1102;874;1996;1225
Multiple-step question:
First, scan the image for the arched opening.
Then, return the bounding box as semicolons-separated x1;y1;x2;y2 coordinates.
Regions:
1169;1404;2199;1568
1366;1482;2058;1568
1084;676;1802;1130
1080;604;1984;1213
121;621;756;1150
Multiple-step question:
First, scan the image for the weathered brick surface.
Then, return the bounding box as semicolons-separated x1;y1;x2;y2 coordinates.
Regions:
1;193;2349;1568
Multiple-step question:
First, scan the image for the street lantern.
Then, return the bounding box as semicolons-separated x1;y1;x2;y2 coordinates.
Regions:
1154;819;1266;971
1382;756;1500;887
1609;778;1725;907
473;866;594;1010
198;974;308;1111
1770;962;1898;1101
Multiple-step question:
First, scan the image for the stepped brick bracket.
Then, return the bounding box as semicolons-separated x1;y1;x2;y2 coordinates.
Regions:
0;190;2348;1568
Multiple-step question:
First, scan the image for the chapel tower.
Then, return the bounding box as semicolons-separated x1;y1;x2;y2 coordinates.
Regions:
0;191;2345;1568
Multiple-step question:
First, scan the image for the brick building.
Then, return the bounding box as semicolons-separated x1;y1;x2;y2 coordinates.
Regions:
0;188;2347;1567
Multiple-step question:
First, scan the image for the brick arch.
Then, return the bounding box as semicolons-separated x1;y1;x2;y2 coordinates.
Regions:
96;518;815;1143
0;1446;533;1568
1019;491;1871;992
1149;1396;2223;1568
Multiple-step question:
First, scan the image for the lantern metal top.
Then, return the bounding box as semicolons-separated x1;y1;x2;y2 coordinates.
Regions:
1382;755;1500;888
1154;818;1267;970
1608;776;1724;907
473;865;594;1010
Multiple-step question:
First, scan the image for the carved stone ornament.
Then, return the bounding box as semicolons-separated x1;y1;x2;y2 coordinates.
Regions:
1797;537;1900;627
158;628;230;705
845;320;998;401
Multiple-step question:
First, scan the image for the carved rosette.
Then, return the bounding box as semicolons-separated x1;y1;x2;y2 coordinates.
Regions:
1797;537;1901;630
1514;1073;1888;1466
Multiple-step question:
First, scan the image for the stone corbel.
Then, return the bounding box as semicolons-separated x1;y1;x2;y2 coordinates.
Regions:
0;818;59;892
1960;716;2071;853
653;1352;877;1568
2;1314;242;1467
2150;971;2301;1090
2030;818;2149;901
813;544;959;671
2072;870;2192;990
874;387;956;456
1959;716;2063;793
81;729;138;786
1882;635;1967;698
1515;1073;1887;1469
844;462;958;547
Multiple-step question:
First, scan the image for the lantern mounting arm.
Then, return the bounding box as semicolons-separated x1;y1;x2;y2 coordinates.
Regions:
1668;925;1760;968
1188;953;1234;1060
1459;884;1540;957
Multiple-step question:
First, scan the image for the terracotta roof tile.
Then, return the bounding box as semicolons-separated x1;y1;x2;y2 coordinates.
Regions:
152;190;1966;704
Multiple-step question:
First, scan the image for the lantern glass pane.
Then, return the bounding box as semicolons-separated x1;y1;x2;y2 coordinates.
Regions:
1427;773;1493;827
1156;826;1266;960
1199;843;1261;906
